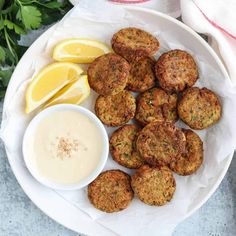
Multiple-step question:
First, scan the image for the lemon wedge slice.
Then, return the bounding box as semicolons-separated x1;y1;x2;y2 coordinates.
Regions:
52;38;111;63
44;75;90;108
25;62;83;113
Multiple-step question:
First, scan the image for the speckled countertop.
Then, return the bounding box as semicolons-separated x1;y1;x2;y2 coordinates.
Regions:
1;25;236;235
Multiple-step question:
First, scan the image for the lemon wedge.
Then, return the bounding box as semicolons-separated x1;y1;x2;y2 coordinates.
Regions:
52;38;111;63
44;75;90;108
25;62;83;113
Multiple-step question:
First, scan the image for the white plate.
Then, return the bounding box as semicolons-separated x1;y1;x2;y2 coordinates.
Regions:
2;7;234;236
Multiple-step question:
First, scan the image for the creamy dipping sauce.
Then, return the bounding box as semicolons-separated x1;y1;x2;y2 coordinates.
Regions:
28;110;103;185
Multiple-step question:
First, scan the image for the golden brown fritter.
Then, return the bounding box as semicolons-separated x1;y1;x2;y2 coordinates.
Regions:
170;129;203;175
87;53;130;96
127;57;156;92
155;50;198;92
135;88;178;126
110;125;145;169
178;87;222;130
131;165;176;206
136;121;186;166
111;27;160;61
95;90;136;127
88;170;133;213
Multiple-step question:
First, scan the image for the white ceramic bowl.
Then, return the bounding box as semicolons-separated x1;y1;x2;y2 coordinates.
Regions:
22;104;109;190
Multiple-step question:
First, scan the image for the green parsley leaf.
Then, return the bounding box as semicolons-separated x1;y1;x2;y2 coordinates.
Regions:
16;9;22;21
42;1;64;9
0;67;14;87
21;6;42;29
1;4;14;15
15;45;28;58
0;0;4;12
4;47;16;65
0;19;4;30
4;19;26;34
4;19;14;30
41;10;62;25
0;0;73;98
0;46;6;63
0;90;6;99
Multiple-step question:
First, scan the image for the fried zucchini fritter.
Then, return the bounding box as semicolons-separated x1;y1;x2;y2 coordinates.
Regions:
131;165;176;206
135;88;178;126
111;27;160;61
88;53;130;96
88;170;133;213
136;121;186;166
95;90;136;127
127;57;156;92
155;50;198;92
170;129;203;175
110;124;145;169
178;87;222;130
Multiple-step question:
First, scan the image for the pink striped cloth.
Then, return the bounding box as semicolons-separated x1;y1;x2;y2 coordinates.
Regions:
181;0;236;85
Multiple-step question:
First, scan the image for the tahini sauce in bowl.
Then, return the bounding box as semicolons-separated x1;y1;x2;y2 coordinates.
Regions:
23;104;109;190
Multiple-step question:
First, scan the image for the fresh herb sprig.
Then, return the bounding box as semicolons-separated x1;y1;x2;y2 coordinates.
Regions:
0;0;73;98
